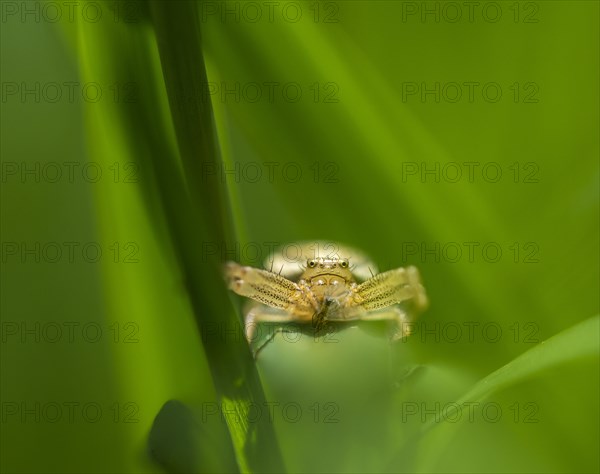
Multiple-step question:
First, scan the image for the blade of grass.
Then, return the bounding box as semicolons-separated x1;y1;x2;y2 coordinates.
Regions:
146;1;285;472
74;0;285;471
388;315;599;471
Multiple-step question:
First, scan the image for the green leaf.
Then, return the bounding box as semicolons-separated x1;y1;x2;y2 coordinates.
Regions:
149;400;239;473
410;315;600;472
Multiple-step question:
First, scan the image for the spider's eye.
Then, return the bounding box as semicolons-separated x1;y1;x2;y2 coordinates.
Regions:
308;259;316;268
340;260;348;268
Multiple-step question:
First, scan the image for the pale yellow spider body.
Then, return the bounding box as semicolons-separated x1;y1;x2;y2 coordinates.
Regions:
224;242;428;350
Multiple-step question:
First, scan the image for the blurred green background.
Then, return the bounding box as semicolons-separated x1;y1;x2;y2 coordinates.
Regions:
1;1;598;473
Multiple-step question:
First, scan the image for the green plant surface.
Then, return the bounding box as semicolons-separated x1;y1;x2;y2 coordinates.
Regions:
1;1;598;473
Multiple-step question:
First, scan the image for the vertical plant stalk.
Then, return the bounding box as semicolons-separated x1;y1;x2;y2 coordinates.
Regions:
147;1;285;472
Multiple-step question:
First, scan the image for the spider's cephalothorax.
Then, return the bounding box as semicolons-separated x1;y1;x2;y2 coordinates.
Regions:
224;241;428;354
305;256;352;306
301;257;354;330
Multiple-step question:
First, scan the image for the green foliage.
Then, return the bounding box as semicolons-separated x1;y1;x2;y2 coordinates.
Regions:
2;1;598;473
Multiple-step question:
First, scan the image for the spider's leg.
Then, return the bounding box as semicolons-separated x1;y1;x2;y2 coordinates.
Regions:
356;306;413;341
351;265;428;312
252;326;304;359
407;266;429;311
224;261;302;310
243;306;307;358
244;306;296;343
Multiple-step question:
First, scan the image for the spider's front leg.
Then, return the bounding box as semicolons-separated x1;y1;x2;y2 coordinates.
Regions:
406;266;429;312
224;261;301;307
352;266;428;310
224;262;316;341
240;303;301;357
346;265;428;339
355;306;413;341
